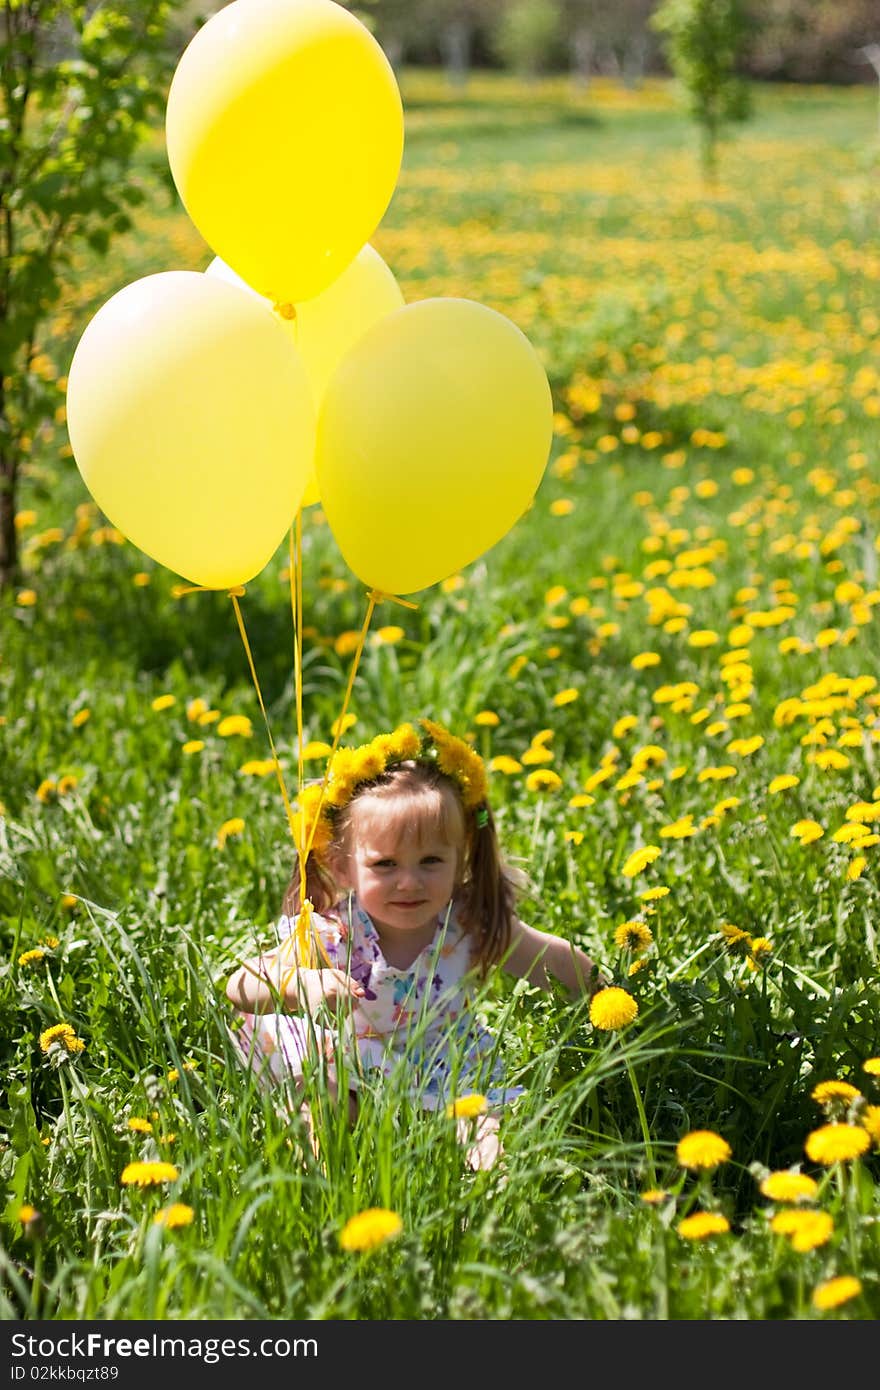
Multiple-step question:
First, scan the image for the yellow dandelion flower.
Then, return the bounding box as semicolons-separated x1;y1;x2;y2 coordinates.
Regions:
622;845;662;877
380;724;422;762
727;735;764;757
71;708;91;728
39;1023;85;1055
589;987;638;1031
719;923;751;956
216;817;245;848
39;935;59;949
863;1057;880;1077
805;1123;870;1164
677;1212;730;1241
631;651;661;670
791;819;824;845
292;783;333;857
688;629;719;647
36;778;57;804
697;765;738;782
553;687;579;706
239;758;275;776
812;1276;862;1311
151;695;175;712
772;1209;834;1252
445;1093;488;1119
639;886;670;902
490;755;522;775
525;769;563;793
768;774;800;794
18;948;46;966
300;740;332;760
475;710;500;727
614;921;653;954
339;1207;402;1253
350;744;387;784
759;1171;818;1203
331;712;358;738
334;630;362;657
612;715;638;739
16;589;37;606
568;793;595;808
127;1117;153;1134
846;857;866;882
550;498;574;516
659;815;697;839
120;1161;179;1187
811;1081;861;1107
153;1203;195;1229
564;829;584;845
522;745;555;764
640;1189;669;1205
676;1130;732;1170
182;740;205;755
217;715;253;738
749;937;773;965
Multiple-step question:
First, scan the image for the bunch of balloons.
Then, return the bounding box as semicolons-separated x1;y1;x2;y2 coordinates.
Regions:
66;0;553;597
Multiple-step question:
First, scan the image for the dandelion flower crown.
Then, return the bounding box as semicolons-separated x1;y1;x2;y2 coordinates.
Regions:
293;719;490;858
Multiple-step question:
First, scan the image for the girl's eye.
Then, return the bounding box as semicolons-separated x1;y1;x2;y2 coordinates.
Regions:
372;859;395;869
422;856;444;865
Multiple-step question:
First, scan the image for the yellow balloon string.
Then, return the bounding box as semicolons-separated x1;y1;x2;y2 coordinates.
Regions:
297;585;420;868
289;509;316;967
229;589;298;842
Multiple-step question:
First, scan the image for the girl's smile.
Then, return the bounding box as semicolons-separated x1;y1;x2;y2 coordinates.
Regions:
336;823;461;958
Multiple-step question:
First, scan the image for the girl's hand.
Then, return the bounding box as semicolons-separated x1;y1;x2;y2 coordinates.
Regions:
293;967;365;1014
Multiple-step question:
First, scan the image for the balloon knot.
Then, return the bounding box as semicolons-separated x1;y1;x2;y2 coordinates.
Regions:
274;301;296;321
367;587;419;611
227;585;246;598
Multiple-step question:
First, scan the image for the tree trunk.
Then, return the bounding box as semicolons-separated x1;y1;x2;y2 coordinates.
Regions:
570;25;593;89
384;35;404;74
622;33;648;89
442;19;471;89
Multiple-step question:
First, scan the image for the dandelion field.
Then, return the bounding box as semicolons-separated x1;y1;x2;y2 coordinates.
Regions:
2;73;880;1321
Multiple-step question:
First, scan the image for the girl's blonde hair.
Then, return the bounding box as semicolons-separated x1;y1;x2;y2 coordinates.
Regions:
282;761;522;972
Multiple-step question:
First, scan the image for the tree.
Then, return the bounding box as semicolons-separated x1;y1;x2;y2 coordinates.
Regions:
561;0;657;88
0;0;174;592
652;0;752;182
494;0;563;80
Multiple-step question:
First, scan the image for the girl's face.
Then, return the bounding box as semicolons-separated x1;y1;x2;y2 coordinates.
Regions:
335;797;461;940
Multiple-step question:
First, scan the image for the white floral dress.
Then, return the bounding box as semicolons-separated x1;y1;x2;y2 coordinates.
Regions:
232;895;524;1111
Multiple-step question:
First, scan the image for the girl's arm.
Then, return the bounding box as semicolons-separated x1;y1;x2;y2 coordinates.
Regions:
502;918;602;997
226;949;363;1015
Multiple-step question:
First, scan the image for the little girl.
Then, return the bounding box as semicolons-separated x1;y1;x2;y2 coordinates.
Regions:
226;719;601;1168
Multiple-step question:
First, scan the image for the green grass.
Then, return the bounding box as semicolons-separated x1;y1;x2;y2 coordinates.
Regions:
1;72;879;1320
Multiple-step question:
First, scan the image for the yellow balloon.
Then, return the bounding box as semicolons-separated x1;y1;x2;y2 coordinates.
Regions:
205;244;404;506
294;244;405;401
166;0;404;304
315;298;553;595
66;271;315;588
